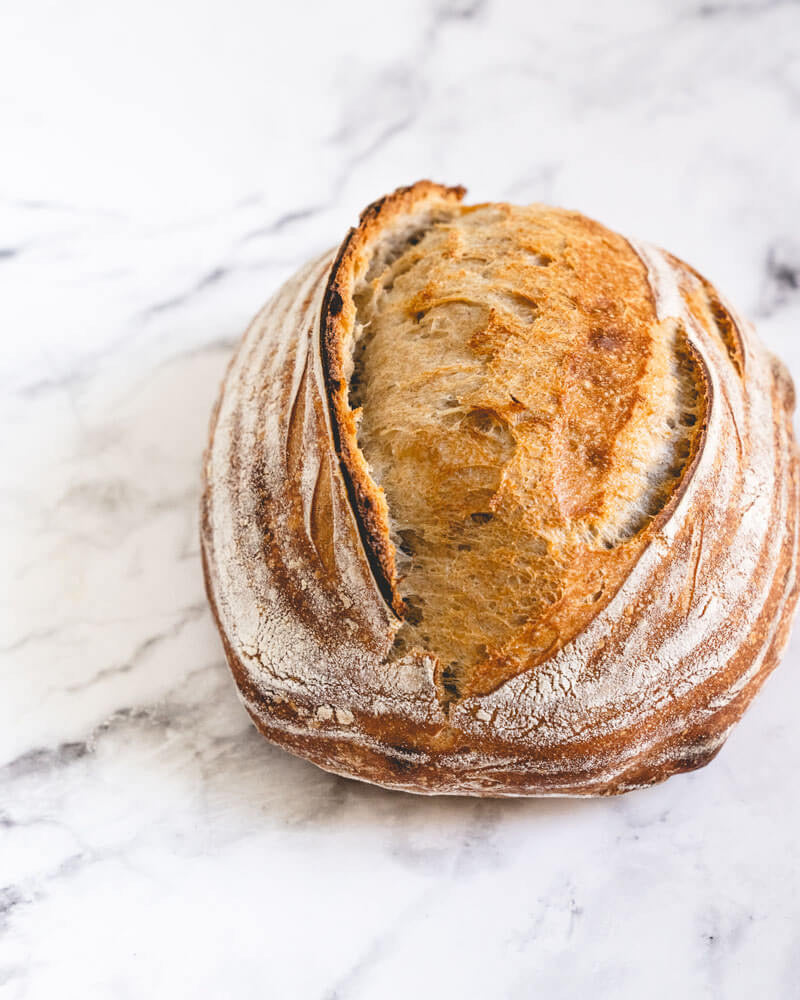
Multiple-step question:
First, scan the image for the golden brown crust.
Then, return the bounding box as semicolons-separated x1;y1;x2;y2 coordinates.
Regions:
200;182;800;796
320;181;466;615
341;200;713;699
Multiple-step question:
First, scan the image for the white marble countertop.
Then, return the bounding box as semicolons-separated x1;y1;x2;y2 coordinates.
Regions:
3;0;800;996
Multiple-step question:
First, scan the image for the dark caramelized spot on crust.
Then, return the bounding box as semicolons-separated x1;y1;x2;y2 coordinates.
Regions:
327;290;344;316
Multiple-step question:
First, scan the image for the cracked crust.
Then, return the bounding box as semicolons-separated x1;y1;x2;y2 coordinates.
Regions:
200;181;800;796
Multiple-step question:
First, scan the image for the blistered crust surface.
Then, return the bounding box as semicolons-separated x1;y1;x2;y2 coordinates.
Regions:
201;182;800;796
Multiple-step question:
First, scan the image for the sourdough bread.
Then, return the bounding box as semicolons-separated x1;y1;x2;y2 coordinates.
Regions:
201;181;799;795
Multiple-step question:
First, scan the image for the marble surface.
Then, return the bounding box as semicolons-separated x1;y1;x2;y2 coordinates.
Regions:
3;0;800;996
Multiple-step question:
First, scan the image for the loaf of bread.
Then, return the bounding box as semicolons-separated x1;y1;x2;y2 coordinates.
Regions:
201;181;799;795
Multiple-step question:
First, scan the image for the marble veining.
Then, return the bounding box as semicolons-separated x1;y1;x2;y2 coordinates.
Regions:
2;0;800;996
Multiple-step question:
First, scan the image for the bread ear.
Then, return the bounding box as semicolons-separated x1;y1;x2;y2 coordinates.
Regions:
320;181;466;615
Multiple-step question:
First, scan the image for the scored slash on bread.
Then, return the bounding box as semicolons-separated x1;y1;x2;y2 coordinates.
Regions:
201;181;800;796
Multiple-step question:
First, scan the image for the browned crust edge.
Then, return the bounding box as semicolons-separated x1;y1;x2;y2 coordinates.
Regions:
319;181;466;616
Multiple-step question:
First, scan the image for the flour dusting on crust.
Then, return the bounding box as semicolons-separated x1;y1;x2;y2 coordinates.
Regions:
200;183;800;796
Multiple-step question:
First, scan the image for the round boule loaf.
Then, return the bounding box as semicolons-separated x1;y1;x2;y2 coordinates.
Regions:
201;180;799;796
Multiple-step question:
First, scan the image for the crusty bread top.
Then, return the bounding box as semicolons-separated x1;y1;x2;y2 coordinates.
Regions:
324;187;715;700
202;180;799;794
